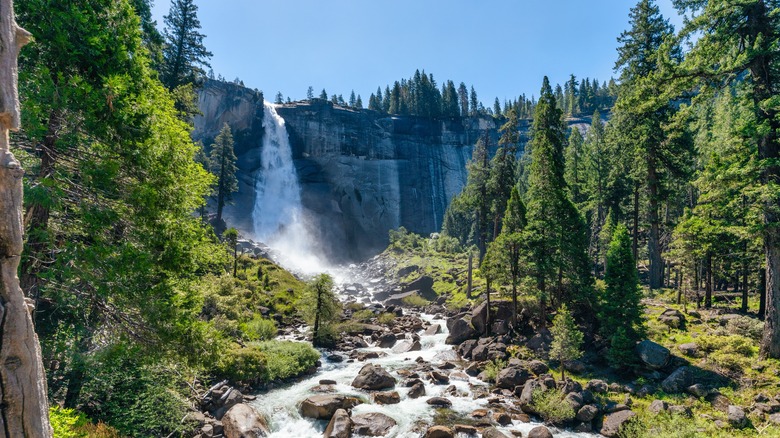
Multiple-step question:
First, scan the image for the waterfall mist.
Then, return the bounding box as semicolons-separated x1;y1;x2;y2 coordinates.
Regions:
252;103;331;276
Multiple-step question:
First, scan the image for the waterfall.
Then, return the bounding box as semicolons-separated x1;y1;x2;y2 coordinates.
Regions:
253;103;327;275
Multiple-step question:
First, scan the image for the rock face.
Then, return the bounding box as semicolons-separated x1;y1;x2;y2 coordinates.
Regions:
351;364;396;390
222;404;269;438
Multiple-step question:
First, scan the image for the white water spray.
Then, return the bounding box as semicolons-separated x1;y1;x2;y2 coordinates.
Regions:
253;103;329;275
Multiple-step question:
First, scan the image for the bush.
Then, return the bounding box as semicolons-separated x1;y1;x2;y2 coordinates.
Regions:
402;294;430;307
531;388;576;425
507;345;535;360
377;312;396;324
352;309;375;322
696;334;755;373
50;407;121;438
217;344;268;384
240;316;277;341
726;316;763;341
431;234;462;253
482;358;506;382
257;340;320;381
620;412;697;438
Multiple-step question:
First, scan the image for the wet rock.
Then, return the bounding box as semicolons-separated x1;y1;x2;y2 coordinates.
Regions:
576;404;599;422
425;425;454;438
408;382;426;399
496;366;531;389
212;388;245;420
222;404;269;438
527;425;553;438
319;379;337;385
481;428;510;438
728;405;748;428
677;343;699;357
351;412;397;436
445;317;477;345
574;421;592;433
648;399;668;415
600;410;636;437
430;370;450;384
392;339;422;354
426;397;452;407
299;395;361;420
454;424;478;435
636;340;670;370
585;379;608;394
373;391;400;405
377;333;397;348
351;364;396;390
661;366;694;393
449;371;469;381
404;378;423;387
311;384;336;393
323;408;351;438
424;324;442;336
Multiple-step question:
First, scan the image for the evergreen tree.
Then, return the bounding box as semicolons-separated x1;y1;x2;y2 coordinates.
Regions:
223;227;239;276
600;224;645;368
209;123;239;224
349;90;356;107
523;77;593;327
274;92;284;104
301;274;340;347
564;127;586;207
470;86;479;116
355;95;363;109
458;82;469;117
160;0;212;90
671;0;780;358
493;187;527;327
320;88;328;99
550;304;583;381
488;108;520;238
307;86;314;100
583;111;611;275
130;0;164;67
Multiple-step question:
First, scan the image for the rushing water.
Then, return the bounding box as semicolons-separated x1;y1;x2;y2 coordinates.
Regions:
253;103;331;276
250;314;594;438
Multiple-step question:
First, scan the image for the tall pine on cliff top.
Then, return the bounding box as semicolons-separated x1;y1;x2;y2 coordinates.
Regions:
600;224;645;368
524;77;593;327
161;0;212;90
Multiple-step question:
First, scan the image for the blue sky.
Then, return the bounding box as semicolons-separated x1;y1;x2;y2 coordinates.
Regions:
151;1;682;105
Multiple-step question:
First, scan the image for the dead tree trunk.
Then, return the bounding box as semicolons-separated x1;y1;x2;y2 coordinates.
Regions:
0;1;53;436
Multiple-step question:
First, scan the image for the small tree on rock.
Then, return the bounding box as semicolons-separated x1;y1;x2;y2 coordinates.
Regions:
301;274;340;347
550;304;583;382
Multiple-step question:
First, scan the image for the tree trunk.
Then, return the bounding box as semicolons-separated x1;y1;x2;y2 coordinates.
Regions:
632;182;639;263
741;263;749;314
705;253;712;308
0;2;53;435
485;280;491;337
466;253;472;299
759;267;767;321
647;152;663;290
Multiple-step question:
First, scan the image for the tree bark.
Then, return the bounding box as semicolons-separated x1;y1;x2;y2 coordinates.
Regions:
759;267;767;321
705;252;713;308
0;1;53;435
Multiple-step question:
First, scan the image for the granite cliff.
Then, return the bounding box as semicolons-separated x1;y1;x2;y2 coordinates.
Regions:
193;80;511;261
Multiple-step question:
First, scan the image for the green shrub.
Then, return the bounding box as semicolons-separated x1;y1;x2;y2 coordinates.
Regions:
482;358;506;382
726;316;763;341
431;234;462;253
217;344;268;384
531;388;576;425
507;345;535;360
696;334;755;373
257;340;320;381
240;316;277;341
50;407;121;438
402;294;430;307
352;309;375;322
377;312;396;324
620;412;697;438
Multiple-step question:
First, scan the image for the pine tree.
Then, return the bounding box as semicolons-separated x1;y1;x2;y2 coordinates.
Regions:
223;227;239;276
160;0;212;90
458;82;469;117
494;187;527;327
355;95;363;109
672;0;780;359
307;86;314;100
301;274;341;347
320;88;328;99
523;77;593;327
600;224;645;368
209;123;239;224
275;92;284;104
564;127;586;207
470;86;479;116
550;304;583;381
349;90;357;107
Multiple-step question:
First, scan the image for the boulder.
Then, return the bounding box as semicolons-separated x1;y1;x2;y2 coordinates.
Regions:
728;405;748;429
527;360;549;375
527;426;553;438
424;324;442;336
636;340;670;370
426;397;452;407
377;333;397;348
323;408;351;438
454;424;478;435
706;392;731;412
585;379;608;394
648;399;668;415
408;382;426;399
519;379;542;413
299;395;361;420
687;383;709;398
222;404;269;438
496;366;531;389
471;301;489;334
392;339;422;354
668;405;693;417
430;370;450;384
576;404;599;422
457;339;478;359
563;359;586;374
769;413;780;425
481;428;510;438
425;425;454;438
493;412;512;426
373;391;400;405
445;318;477;345
677;343;699;357
351;412;397;436
351;364;396;390
600;410;636;437
661;366;694;394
